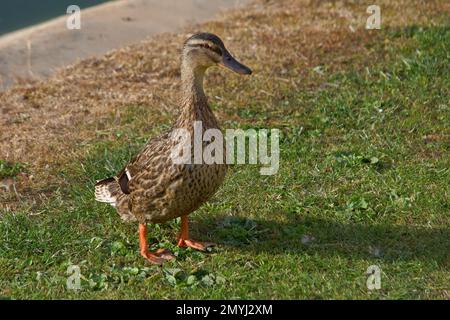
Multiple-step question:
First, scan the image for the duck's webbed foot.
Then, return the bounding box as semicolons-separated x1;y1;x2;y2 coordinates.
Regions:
141;248;174;265
177;215;216;251
139;224;175;265
177;238;215;251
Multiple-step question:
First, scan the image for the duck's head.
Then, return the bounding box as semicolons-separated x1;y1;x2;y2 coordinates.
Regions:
182;33;252;75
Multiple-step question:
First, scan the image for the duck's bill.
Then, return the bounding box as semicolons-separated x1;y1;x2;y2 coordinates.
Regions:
219;52;252;75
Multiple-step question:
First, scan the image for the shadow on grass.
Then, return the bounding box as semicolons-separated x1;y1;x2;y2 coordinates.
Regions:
195;215;450;265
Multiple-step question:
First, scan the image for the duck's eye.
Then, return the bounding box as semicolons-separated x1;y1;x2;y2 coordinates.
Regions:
201;43;222;56
187;43;222;56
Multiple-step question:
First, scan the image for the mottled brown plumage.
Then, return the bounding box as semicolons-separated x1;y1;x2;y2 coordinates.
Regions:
95;33;251;264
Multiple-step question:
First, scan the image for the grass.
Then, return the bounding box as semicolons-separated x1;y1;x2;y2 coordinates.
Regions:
0;1;449;299
0;161;27;179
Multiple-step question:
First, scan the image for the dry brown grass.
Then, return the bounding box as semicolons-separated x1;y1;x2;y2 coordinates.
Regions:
0;0;448;209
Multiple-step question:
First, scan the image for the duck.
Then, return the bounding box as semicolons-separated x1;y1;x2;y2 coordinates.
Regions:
95;33;252;264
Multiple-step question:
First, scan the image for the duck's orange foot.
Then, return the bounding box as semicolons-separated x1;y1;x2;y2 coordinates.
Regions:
141;248;175;265
177;215;216;251
177;238;215;251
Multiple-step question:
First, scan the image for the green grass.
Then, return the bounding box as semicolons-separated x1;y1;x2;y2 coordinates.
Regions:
0;25;449;299
0;161;27;179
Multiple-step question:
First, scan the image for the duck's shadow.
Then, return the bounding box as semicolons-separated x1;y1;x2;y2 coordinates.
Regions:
192;215;449;265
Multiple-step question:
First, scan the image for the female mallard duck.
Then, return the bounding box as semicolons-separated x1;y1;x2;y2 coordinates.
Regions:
95;33;252;264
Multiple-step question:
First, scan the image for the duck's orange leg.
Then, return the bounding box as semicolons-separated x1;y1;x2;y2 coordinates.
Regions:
139;224;174;264
177;215;215;251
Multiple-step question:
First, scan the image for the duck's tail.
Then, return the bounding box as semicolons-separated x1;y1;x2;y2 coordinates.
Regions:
94;177;121;206
95;177;135;222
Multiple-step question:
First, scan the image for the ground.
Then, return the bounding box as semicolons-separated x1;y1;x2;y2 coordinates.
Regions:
0;0;449;299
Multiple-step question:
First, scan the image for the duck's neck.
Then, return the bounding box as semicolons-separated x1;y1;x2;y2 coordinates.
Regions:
176;62;217;129
181;62;206;101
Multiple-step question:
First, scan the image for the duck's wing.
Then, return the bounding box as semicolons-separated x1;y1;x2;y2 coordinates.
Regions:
115;132;175;195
